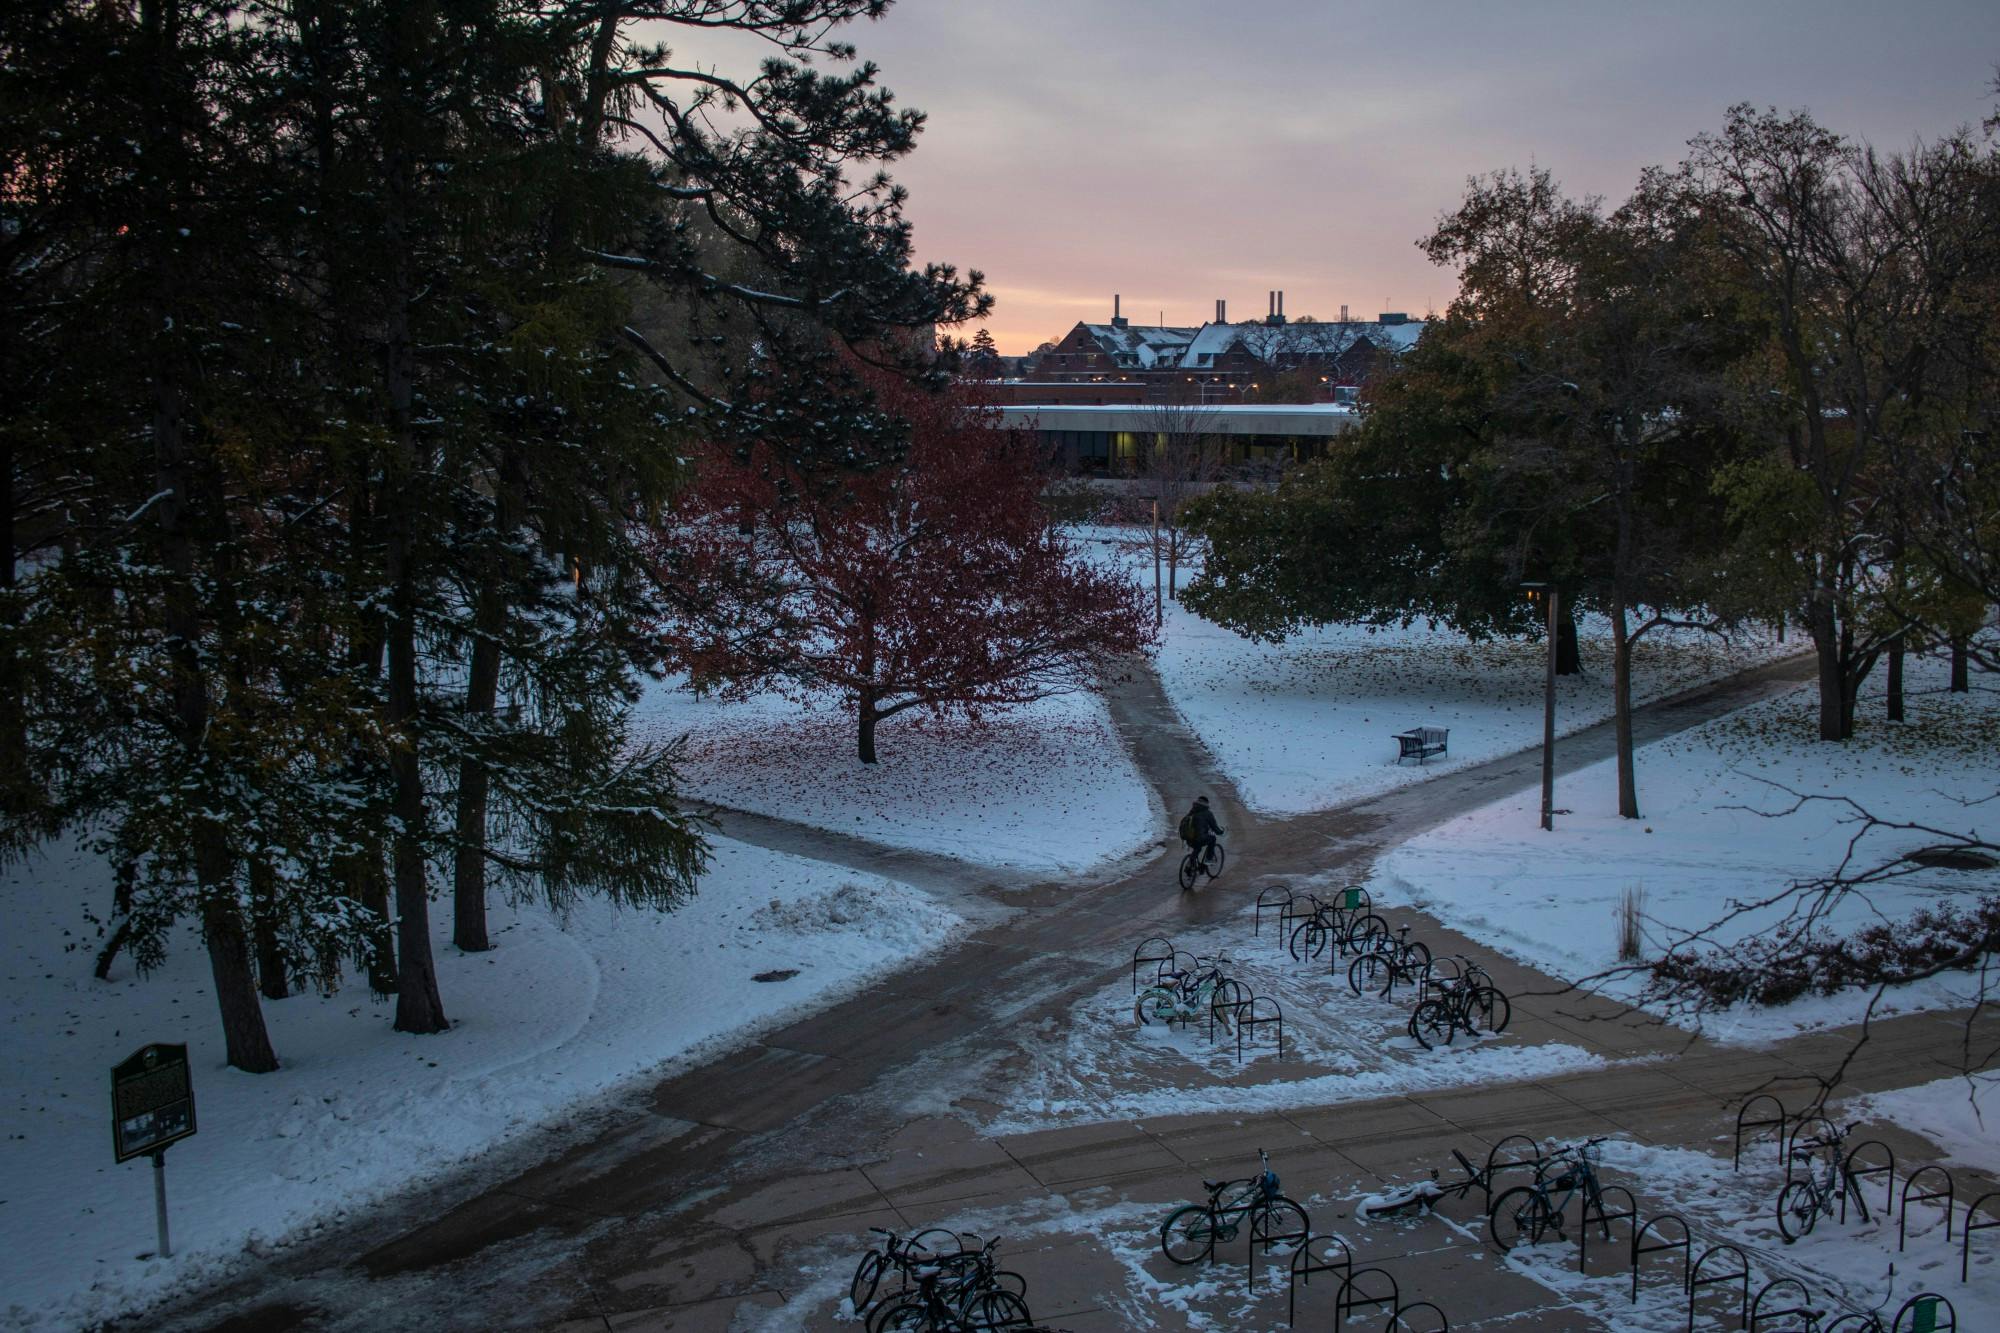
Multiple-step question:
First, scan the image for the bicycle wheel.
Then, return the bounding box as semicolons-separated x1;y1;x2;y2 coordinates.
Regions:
1250;1197;1310;1249
1409;998;1455;1050
1344;913;1389;956
1465;986;1511;1035
1286;917;1315;961
1348;951;1390;997
1134;986;1178;1027
962;1290;1032;1330
1209;977;1248;1028
1777;1179;1821;1242
1401;940;1432;972
1205;843;1226;878
868;1294;928;1333
1161;1204;1219;1264
850;1250;887;1315
1490;1186;1559;1251
1178;851;1199;891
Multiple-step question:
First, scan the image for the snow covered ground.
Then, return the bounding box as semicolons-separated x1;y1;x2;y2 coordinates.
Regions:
1848;1073;2000;1178
972;906;1616;1135
0;833;962;1330
628;680;1158;877
1078;531;1796;816
1369;652;2000;1042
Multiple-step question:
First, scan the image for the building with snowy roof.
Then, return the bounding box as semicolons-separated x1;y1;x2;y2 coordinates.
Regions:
1021;292;1424;405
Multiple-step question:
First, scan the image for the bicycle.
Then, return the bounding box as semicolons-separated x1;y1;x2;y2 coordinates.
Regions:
1178;834;1226;890
1134;954;1243;1030
1287;892;1387;964
1346;924;1432;1000
1159;1149;1309;1264
851;1227;965;1317
865;1235;1031;1331
1777;1124;1871;1242
1407;961;1510;1050
1489;1138;1615;1251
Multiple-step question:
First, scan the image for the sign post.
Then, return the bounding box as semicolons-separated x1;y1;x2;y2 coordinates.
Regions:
112;1043;196;1260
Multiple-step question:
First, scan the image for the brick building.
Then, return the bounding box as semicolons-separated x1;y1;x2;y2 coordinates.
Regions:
1021;292;1423;404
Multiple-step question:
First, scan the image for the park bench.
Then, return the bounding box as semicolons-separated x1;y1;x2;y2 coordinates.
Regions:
1394;726;1449;764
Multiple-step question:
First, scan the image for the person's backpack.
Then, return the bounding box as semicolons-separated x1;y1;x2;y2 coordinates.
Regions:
1177;811;1195;844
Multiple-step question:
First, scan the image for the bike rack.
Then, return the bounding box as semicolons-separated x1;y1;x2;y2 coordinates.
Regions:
1786;1113;1839;1179
1286;1233;1353;1326
1733;1093;1789;1171
1235;996;1285;1061
1386;1300;1449;1331
1749;1276;1816;1331
1247;1198;1312;1297
1629;1212;1691;1307
1685;1241;1750;1331
1332;1267;1401;1332
1482;1135;1548;1212
1208;979;1251;1044
1278;892;1321;946
1577;1184;1638;1275
1255;884;1293;936
1823;1316;1887;1333
1891;1291;1955;1332
1900;1165;1955;1251
1961;1190;2000;1283
1132;936;1175;993
1842;1138;1896;1225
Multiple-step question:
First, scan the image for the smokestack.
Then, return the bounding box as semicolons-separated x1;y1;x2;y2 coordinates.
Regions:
1114;293;1120;318
1268;291;1275;318
1216;298;1225;324
1340;303;1349;324
1278;291;1285;319
1112;293;1127;329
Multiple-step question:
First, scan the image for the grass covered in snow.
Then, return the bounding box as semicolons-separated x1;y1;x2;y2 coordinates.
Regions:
1370;652;2000;1042
628;679;1159;876
1080;530;1796;816
0;833;961;1330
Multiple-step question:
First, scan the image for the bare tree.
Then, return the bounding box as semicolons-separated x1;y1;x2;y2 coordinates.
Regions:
1130;400;1225;606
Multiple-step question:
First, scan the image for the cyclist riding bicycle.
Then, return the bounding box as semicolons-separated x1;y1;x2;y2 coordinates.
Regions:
1178;796;1223;870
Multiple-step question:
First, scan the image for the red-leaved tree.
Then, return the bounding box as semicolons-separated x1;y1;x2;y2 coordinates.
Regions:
652;375;1155;762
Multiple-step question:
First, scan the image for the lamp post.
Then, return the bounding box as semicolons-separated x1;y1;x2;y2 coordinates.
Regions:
1520;582;1557;831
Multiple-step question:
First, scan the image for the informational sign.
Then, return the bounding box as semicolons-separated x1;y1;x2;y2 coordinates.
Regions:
111;1043;196;1163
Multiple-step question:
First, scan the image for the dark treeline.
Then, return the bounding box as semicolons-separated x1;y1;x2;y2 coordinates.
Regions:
1188;103;2000;818
0;0;986;1069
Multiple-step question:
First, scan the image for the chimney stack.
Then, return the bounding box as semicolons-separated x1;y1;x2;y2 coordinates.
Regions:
1216;298;1226;324
1112;293;1128;329
1340;303;1349;324
1278;290;1285;319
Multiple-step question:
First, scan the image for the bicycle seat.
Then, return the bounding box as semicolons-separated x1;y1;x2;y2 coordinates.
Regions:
1202;1178;1226;1192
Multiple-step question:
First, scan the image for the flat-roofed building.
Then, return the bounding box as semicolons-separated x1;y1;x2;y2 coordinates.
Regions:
996;401;1362;475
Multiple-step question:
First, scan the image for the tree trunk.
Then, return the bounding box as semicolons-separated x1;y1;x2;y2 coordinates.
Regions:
1885;634;1904;722
858;695;879;765
451;619;501;954
202;894;279;1073
93;856;140;981
249;859;289;1000
0;434;24;815
1611;598;1639;819
351;837;397;994
1951;635;1969;693
383;87;446;1035
1556;603;1581;676
1808;598;1847;741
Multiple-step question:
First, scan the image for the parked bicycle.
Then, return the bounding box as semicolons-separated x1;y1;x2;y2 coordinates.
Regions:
1778;1123;1871;1242
1288;890;1388;964
1160;1149;1309;1264
1347;924;1432;1000
1178;833;1226;890
1408;960;1511;1049
864;1234;1031;1331
1134;953;1244;1029
851;1227;965;1317
1489;1138;1615;1251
